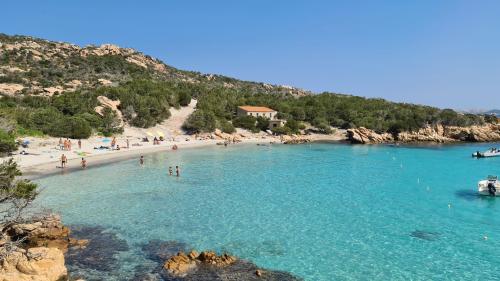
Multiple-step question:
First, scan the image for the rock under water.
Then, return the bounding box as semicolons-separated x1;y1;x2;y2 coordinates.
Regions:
65;225;129;279
140;240;302;281
410;230;441;241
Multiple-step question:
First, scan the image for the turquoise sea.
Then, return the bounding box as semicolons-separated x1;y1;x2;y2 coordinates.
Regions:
35;142;500;280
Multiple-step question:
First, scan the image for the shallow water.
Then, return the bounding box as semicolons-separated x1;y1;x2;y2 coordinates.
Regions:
35;142;500;280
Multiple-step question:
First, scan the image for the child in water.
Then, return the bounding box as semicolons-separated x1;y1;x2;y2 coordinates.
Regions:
168;166;173;176
140;155;144;165
176;166;180;177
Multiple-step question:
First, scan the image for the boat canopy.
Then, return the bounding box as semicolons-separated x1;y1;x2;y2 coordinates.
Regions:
487;175;498;181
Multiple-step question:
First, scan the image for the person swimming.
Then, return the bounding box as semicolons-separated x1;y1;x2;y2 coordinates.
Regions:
169;166;173;176
140;155;144;165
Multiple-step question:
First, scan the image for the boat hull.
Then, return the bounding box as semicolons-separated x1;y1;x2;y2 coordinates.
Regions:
478;180;500;196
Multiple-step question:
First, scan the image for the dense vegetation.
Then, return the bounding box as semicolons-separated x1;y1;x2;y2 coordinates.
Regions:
0;79;194;155
185;88;487;134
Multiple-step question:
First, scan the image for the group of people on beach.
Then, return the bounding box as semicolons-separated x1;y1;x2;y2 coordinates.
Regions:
59;138;182;175
59;138;82;151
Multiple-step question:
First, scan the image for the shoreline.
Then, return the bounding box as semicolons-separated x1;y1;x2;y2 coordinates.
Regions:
11;132;499;180
19;137;278;180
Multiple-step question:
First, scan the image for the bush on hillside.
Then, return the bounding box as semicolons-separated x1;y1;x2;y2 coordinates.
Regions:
182;110;216;133
0;130;17;156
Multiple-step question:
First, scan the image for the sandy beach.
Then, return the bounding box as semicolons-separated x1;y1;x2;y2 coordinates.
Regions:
2;99;346;178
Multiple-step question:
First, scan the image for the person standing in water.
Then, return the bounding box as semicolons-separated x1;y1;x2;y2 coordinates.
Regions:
168;166;173;176
140;155;144;165
61;154;67;168
176;166;180;177
81;158;87;169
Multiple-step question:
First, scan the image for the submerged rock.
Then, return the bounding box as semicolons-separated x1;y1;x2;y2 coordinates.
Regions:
139;240;302;281
65;225;129;273
410;230;440;241
142;240;189;263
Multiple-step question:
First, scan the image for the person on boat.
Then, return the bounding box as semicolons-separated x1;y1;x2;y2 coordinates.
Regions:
140;155;144;165
169;166;173;176
61;154;67;168
81;158;87;169
176;166;180;177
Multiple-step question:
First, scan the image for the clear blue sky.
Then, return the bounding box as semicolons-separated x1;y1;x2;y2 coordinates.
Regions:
2;0;499;110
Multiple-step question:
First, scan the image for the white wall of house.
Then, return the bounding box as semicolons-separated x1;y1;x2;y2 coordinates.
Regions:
237;108;277;119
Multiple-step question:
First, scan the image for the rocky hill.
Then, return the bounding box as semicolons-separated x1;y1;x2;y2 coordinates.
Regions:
0;33;309;97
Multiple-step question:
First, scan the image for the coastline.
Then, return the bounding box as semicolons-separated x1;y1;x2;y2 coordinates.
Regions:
19;137;278;180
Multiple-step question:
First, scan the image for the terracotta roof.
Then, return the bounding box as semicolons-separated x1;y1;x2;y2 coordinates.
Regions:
238;106;276;112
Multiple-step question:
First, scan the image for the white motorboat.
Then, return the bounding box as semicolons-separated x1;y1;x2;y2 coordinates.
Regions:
472;148;500;158
478;176;500;196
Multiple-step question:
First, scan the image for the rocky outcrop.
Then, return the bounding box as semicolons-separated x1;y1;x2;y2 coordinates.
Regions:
5;215;70;252
347;124;500;144
0;247;66;281
139;240;302;281
281;134;311;144
0;83;24;96
0;215;70;281
164;251;237;276
346;127;393;144
94;96;124;126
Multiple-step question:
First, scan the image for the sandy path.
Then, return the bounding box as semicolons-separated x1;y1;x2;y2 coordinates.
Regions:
122;99;197;138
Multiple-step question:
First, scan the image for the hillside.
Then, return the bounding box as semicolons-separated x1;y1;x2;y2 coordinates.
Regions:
484;109;500;117
0;34;308;97
0;34;495;154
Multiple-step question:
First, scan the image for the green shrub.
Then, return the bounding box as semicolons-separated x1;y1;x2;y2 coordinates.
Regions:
256;117;270;131
219;120;236;134
178;91;192;107
99;108;123;136
271;126;291;135
48;117;92;139
182;110;216;133
0;130;17;155
233;116;259;132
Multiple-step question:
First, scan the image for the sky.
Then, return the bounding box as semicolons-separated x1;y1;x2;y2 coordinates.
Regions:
2;0;499;110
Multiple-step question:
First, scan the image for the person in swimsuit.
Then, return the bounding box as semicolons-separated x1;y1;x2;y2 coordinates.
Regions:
140;155;144;165
176;166;180;177
81;158;87;169
61;154;67;168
